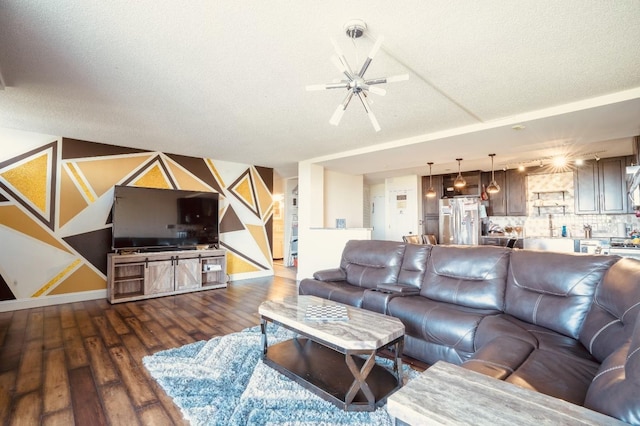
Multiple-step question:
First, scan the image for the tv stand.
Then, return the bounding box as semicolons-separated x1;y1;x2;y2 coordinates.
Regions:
107;248;227;304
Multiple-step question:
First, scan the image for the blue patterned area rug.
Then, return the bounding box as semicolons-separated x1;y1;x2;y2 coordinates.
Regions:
143;324;417;426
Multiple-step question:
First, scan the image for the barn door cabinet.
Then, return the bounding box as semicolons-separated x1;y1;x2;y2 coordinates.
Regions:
107;248;227;303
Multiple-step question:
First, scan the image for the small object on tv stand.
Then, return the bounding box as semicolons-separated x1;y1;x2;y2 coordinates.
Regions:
336;218;346;229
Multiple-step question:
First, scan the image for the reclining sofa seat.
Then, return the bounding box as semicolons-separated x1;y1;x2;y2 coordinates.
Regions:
298;239;640;424
386;245;511;365
463;250;619;406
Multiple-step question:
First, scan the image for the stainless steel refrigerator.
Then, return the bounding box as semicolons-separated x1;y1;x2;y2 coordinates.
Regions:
439;198;481;245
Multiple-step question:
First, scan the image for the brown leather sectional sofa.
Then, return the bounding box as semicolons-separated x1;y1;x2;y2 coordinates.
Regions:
298;240;640;424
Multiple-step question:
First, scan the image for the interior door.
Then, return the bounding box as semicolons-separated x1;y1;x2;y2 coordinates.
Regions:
371;195;385;240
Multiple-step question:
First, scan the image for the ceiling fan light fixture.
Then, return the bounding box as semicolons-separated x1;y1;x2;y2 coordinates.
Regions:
307;19;409;132
426;162;437;198
454;158;466;188
487;154;500;194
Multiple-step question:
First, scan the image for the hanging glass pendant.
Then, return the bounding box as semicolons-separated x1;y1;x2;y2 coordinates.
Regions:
454;158;466;188
426;162;437;198
487;154;500;194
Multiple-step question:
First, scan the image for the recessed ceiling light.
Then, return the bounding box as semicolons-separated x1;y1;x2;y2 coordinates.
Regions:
575;158;584;166
512;124;526;131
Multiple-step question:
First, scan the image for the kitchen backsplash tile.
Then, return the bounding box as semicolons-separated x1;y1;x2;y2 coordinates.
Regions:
487;171;640;238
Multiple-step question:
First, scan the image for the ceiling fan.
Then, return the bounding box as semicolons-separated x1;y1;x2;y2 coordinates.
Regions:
306;20;409;132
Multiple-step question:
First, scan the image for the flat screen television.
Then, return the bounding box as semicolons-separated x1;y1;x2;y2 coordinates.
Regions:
112;185;219;251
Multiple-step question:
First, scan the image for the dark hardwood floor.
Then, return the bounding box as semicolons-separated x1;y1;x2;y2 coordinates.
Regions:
0;275;298;425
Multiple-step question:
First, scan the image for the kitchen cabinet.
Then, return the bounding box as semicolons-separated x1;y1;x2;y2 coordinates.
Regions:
423;175;443;216
482;169;526;216
422;175;443;240
483;171;506;216
506;169;527;216
575;157;627;214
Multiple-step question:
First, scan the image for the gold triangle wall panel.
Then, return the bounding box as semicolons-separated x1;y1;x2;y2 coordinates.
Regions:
122;155;177;189
74;154;151;198
228;168;260;217
59;166;89;228
252;168;273;222
0;141;58;230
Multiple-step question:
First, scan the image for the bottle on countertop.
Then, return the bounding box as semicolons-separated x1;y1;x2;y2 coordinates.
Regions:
561;225;567;237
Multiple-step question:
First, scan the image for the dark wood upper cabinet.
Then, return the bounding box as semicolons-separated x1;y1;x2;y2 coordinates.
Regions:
422;175;443;216
575;157;627;214
506;169;527;216
483;171;506;216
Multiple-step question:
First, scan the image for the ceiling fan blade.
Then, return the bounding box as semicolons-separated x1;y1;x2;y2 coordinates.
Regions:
331;56;353;80
368;35;384;60
365;74;410;86
306;84;328;91
367;86;386;96
329;104;346;126
306;82;350;91
357;92;381;132
358;35;385;77
329;91;355;126
330;38;355;78
385;74;410;83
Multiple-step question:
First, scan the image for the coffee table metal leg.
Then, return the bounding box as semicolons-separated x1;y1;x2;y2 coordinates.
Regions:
260;318;268;355
395;338;404;385
344;350;377;407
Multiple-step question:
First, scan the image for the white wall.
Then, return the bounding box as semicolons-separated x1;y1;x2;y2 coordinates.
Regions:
297;161;370;281
323;169;363;228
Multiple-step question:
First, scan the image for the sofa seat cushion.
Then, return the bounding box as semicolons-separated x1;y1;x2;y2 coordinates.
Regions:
465;314;596;384
298;279;365;307
505;348;600;406
402;335;473;365
462;336;536;380
388;296;499;356
480;314;597;362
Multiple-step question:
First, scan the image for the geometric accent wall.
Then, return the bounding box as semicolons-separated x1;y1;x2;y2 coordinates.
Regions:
0;135;274;302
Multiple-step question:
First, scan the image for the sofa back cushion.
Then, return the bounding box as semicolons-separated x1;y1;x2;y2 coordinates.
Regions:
579;257;640;361
397;243;431;288
505;251;618;339
420;245;510;310
339;240;406;288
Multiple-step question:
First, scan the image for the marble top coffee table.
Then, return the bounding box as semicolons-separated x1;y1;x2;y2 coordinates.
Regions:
259;295;405;411
387;361;627;425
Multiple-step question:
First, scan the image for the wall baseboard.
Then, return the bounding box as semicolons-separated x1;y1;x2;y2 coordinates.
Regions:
0;290;107;312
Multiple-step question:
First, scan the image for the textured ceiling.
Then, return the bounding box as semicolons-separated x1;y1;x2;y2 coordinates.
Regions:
0;1;639;182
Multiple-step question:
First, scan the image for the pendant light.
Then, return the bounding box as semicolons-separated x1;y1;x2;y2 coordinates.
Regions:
453;158;466;188
425;162;436;198
487;153;501;194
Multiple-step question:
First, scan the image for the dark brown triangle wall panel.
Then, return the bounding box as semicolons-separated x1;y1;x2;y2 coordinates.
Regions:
62;138;149;159
166;154;223;194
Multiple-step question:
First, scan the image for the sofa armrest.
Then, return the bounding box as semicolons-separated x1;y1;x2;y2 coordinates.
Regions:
584;312;640;425
313;268;346;282
377;283;420;295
